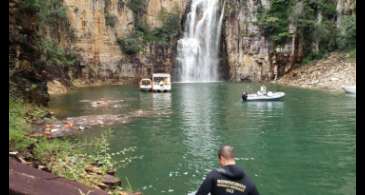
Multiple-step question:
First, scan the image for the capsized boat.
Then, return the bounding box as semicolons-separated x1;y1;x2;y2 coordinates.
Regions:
139;78;152;92
342;85;356;94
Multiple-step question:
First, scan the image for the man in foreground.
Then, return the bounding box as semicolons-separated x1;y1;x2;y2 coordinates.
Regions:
196;145;259;195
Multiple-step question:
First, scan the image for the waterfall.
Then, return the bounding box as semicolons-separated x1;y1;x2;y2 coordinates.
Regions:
176;0;225;82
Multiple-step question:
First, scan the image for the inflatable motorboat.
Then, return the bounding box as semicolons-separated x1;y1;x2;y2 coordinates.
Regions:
242;86;285;101
242;91;285;101
342;85;356;94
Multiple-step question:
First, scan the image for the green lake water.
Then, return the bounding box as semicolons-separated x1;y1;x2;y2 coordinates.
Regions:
49;82;356;195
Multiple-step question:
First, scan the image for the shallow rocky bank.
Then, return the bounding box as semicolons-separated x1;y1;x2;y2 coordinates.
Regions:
275;52;356;91
30;109;156;138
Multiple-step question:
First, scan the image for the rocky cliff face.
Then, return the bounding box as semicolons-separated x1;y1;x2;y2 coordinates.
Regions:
62;0;133;79
223;0;305;81
146;0;185;28
223;0;273;81
60;0;186;80
137;0;187;79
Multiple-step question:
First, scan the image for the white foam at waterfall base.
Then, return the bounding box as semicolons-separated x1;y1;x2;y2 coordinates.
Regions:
177;0;225;83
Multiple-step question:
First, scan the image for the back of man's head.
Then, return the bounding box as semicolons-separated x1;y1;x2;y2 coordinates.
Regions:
218;145;235;160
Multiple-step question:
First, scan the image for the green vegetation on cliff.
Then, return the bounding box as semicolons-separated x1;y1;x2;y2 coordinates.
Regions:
9;99;36;151
10;0;78;104
118;10;180;55
38;38;77;70
258;0;292;45
337;15;356;50
258;0;356;62
20;0;68;26
126;0;147;17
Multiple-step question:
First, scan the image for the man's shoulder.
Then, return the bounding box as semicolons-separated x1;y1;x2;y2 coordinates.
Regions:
204;168;217;175
205;168;223;179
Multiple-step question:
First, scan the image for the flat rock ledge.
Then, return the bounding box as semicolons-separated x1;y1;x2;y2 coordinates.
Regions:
9;157;107;195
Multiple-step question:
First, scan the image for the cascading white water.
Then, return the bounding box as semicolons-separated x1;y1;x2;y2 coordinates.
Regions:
176;0;225;82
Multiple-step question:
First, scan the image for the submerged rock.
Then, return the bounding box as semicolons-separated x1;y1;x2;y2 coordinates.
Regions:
81;98;125;108
30;109;158;138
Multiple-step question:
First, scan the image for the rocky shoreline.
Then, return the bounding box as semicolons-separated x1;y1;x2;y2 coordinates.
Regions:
275;52;356;92
9;98;149;195
10;154;141;195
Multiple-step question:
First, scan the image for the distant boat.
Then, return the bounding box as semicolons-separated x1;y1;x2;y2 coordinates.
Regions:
152;73;171;92
242;92;285;101
342;85;356;94
242;86;285;101
139;78;152;92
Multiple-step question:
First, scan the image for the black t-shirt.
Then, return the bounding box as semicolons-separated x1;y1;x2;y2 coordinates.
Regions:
196;165;259;195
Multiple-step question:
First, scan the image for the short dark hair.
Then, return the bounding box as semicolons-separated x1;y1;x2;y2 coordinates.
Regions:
218;145;235;159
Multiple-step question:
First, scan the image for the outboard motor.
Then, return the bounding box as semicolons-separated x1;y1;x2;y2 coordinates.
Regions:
242;91;247;101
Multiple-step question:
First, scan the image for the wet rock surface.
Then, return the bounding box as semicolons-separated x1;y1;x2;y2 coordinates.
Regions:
9;157;108;195
10;153;138;194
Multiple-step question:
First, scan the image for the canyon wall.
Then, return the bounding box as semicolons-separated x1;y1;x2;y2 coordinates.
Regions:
223;0;274;81
9;0;356;104
61;0;186;80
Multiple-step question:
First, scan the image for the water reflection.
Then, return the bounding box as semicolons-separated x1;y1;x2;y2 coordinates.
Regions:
151;92;172;112
245;101;284;112
178;84;219;165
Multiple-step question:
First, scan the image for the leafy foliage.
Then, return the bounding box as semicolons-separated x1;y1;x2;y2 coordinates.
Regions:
31;129;142;188
81;129;143;171
257;0;293;45
38;38;77;68
258;0;355;62
117;36;143;55
20;0;68;26
151;11;180;44
126;0;147;16
117;10;180;55
337;15;356;50
9;99;35;151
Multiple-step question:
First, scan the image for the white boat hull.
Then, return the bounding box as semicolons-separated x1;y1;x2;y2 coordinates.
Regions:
140;86;152;92
152;85;171;92
342;85;356;94
243;92;285;101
